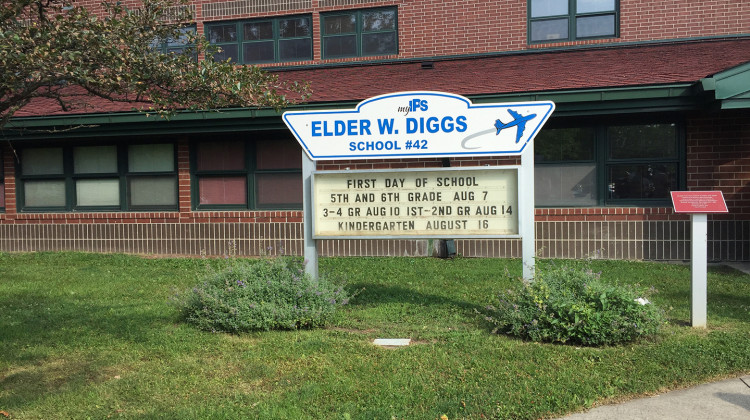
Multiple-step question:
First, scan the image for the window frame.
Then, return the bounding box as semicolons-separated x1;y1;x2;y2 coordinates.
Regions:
528;0;619;44
190;135;303;211
205;14;313;64
534;119;685;207
321;7;398;59
16;142;179;213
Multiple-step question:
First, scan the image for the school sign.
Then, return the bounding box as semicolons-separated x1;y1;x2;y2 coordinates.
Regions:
283;91;554;160
284;91;554;280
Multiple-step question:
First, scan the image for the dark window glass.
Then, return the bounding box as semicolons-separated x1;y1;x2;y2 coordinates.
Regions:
212;44;239;62
208;16;312;63
362;32;397;55
608;164;677;200
244;21;273;40
324;14;356;34
362;10;396;31
322;8;397;58
280;17;311;38
244;41;275;62
152;25;196;56
323;35;357;57
279;38;313;61
165;26;196;54
608;124;677;160
535;127;595;162
207;24;237;43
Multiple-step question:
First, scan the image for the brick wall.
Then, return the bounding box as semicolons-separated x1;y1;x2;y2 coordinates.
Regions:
687;110;750;220
73;0;750;65
619;0;749;42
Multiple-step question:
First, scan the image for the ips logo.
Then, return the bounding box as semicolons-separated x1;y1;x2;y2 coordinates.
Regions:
397;99;429;116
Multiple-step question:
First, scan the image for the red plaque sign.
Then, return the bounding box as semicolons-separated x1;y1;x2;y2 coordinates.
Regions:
671;191;728;213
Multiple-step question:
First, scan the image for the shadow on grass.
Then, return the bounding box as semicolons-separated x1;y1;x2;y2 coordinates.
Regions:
349;282;487;311
0;292;170;359
654;287;750;324
344;281;496;332
0;292;175;410
0;357;112;413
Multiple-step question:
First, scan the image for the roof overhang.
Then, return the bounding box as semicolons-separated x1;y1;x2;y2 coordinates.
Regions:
0;83;705;141
699;61;750;109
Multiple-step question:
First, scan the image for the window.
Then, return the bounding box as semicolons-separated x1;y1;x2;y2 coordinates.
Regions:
18;143;177;211
606;124;679;202
529;0;617;43
205;15;312;64
192;136;302;210
535;127;598;206
535;122;682;206
152;25;196;54
321;7;397;59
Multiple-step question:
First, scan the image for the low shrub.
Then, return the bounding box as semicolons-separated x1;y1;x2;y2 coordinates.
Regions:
174;257;350;333
485;262;664;346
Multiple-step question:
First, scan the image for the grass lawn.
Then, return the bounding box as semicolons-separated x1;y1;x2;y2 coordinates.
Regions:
1;252;749;419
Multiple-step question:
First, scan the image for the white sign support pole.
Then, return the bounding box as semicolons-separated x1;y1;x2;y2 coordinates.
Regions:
691;213;708;327
302;151;319;280
520;143;535;281
671;191;726;328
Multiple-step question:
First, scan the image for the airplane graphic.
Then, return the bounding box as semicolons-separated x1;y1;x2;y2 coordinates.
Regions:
494;109;537;143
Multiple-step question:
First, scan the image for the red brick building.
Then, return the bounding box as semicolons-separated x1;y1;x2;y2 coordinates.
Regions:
2;0;749;260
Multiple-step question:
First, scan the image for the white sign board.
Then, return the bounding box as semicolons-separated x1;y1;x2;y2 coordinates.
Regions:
312;167;519;238
284;91;555;160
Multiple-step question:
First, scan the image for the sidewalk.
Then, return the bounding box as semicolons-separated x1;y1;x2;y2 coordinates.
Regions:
556;375;750;419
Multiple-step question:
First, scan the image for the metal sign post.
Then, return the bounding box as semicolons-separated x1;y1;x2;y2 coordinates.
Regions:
690;213;708;327
302;152;318;279
520;142;535;280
